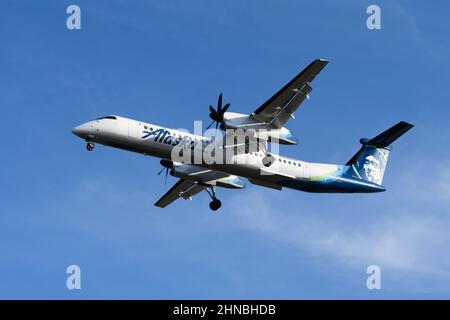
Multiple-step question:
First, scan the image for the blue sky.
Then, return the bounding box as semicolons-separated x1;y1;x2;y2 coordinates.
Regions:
1;0;450;299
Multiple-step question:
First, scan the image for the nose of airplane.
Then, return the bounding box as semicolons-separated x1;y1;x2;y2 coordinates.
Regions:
72;125;82;136
72;123;89;138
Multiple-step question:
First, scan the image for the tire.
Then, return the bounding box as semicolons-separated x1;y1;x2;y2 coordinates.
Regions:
86;142;95;151
262;155;273;167
209;199;222;211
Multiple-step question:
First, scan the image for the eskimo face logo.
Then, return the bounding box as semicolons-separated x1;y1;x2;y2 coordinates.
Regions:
363;155;380;183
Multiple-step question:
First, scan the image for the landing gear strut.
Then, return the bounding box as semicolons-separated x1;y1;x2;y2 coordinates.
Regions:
206;186;222;212
86;142;95;151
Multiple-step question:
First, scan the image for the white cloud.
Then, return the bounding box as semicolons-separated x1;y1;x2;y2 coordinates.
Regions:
226;161;450;288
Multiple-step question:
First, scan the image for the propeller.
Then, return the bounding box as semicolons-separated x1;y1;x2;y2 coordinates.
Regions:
207;93;230;130
157;159;173;185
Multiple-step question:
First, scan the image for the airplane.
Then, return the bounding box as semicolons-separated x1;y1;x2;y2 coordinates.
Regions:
72;59;413;212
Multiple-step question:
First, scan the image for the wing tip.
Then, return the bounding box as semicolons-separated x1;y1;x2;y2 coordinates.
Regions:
316;58;329;64
399;120;415;129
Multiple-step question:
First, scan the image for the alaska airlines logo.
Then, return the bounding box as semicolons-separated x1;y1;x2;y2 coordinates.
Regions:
141;128;199;149
363;155;381;183
141;129;181;146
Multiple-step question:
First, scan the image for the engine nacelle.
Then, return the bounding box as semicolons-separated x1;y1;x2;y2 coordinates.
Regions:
170;164;213;181
222;112;298;145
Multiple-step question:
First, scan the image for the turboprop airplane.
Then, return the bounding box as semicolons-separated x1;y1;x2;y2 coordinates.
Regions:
72;59;413;211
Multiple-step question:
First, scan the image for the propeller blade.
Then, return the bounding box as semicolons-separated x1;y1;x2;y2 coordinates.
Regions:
157;167;165;175
207;93;230;131
164;168;168;185
217;93;223;113
222;103;230;114
206;120;216;130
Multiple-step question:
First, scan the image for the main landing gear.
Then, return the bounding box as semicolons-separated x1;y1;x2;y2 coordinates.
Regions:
259;141;275;167
262;154;275;167
206;186;222;212
86;142;95;151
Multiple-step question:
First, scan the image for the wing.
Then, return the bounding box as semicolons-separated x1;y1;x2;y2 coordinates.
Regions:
154;166;245;208
250;59;328;129
154;179;206;208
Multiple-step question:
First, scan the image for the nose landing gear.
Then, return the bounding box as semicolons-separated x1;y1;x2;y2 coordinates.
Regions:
86;142;95;151
206;186;222;212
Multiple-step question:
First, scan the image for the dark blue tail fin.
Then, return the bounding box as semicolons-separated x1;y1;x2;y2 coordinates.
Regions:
346;121;414;185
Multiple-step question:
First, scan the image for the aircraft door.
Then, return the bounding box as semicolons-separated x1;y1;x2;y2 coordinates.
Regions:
128;120;138;139
303;163;311;179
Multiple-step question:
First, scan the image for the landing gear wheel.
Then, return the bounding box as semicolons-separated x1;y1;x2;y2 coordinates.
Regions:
206;186;221;211
86;142;95;151
209;199;222;211
262;154;274;167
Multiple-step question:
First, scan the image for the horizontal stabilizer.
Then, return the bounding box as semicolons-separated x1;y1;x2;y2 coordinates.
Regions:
366;121;414;148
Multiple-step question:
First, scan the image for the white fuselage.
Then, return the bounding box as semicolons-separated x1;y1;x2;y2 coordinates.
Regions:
72;116;338;184
72;115;384;193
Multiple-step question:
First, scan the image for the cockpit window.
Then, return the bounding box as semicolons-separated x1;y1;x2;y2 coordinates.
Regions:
96;116;117;120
